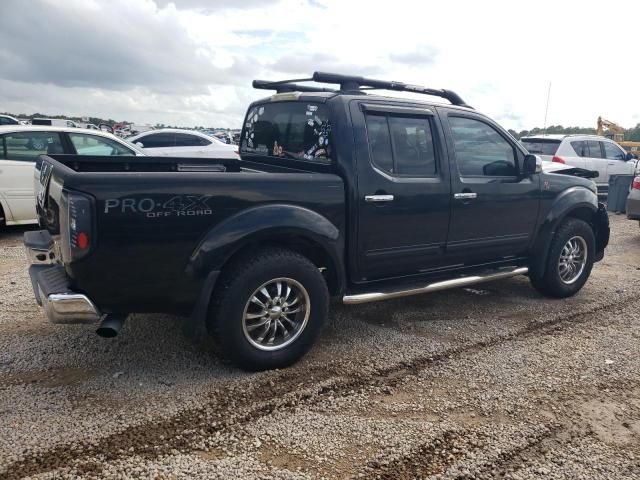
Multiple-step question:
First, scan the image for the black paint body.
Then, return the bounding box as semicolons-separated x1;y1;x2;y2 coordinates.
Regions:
34;92;609;316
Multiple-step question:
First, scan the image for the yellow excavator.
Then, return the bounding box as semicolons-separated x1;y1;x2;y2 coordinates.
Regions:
597;116;640;154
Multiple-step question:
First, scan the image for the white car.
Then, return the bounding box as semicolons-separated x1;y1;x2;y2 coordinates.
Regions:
0;126;144;227
521;134;640;195
127;128;238;159
0;115;20;126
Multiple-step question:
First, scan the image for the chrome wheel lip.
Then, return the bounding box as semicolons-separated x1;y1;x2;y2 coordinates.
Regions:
558;235;587;285
242;277;310;352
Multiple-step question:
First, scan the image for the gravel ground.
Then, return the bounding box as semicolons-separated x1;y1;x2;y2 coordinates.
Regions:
0;215;639;479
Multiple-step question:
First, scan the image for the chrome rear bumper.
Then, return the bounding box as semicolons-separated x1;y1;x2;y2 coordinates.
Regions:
25;230;101;324
39;286;101;324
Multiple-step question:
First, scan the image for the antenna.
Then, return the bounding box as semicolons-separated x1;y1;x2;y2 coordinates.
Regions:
542;82;552;136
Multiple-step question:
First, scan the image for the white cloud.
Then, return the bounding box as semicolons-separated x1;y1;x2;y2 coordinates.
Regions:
1;0;638;129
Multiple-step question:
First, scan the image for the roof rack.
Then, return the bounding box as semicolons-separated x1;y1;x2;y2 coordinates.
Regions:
252;79;336;94
252;71;471;108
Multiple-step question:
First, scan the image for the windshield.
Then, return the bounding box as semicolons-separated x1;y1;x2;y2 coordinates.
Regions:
521;139;561;155
240;102;332;163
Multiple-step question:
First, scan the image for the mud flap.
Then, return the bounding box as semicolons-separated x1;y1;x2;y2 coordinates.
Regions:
182;270;220;342
594;203;610;262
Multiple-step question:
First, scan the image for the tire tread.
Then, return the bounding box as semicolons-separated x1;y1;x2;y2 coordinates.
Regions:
208;247;328;370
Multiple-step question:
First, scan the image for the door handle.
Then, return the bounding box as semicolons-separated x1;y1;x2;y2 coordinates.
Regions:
365;194;394;203
608;162;615;165
454;192;477;200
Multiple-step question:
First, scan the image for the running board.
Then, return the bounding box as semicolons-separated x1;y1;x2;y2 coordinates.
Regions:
343;267;528;305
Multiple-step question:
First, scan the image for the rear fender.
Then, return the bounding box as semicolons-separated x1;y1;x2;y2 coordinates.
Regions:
187;204;344;285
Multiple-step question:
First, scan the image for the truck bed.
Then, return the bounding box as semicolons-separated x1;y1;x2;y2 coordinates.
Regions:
37;155;345;313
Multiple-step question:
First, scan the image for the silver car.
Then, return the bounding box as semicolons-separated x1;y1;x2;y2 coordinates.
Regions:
521;134;640;195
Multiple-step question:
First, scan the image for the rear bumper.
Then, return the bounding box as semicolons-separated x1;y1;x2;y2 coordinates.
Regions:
25;230;101;324
627;195;640;220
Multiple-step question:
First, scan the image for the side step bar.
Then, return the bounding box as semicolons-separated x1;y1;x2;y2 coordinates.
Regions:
343;267;528;305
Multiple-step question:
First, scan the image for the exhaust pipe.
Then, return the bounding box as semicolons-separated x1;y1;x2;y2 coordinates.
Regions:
96;314;127;338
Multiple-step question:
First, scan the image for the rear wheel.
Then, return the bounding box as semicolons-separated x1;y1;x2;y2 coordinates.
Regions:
530;218;595;298
208;248;329;371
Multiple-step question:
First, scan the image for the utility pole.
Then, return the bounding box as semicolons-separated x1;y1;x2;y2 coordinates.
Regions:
543;82;552;136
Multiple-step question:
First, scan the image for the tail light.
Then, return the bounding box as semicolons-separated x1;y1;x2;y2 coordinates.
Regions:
633;176;640;190
234;149;240;158
63;191;94;261
552;155;566;164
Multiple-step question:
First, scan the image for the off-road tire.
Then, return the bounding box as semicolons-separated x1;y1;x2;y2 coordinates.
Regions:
530;218;595;298
208;248;329;371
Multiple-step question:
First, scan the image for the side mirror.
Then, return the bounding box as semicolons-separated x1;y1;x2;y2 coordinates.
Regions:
135;141;144;148
522;154;541;176
625;152;634;161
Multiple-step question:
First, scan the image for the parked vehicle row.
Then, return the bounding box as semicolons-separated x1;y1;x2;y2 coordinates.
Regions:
0;126;144;226
0;123;246;227
128;128;239;158
24;72;610;372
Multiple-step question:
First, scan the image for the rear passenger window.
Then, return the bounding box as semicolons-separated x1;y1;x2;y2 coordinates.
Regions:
571;141;586;157
586;141;603;158
174;133;210;147
364;114;393;172
449;116;517;176
364;113;437;177
69;133;134;156
138;133;175;148
3;132;64;161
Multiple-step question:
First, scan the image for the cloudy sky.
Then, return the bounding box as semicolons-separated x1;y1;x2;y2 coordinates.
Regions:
1;0;638;130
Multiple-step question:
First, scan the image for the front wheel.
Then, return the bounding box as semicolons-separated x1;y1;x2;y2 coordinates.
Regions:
530;218;595;298
208;248;329;371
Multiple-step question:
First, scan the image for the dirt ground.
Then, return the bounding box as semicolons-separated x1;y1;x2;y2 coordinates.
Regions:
0;215;639;479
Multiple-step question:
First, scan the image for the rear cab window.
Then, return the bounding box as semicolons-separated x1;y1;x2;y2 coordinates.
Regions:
521;138;561;156
240;102;332;164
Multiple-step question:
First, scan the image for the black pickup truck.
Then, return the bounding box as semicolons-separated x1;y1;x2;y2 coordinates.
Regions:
25;72;609;370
